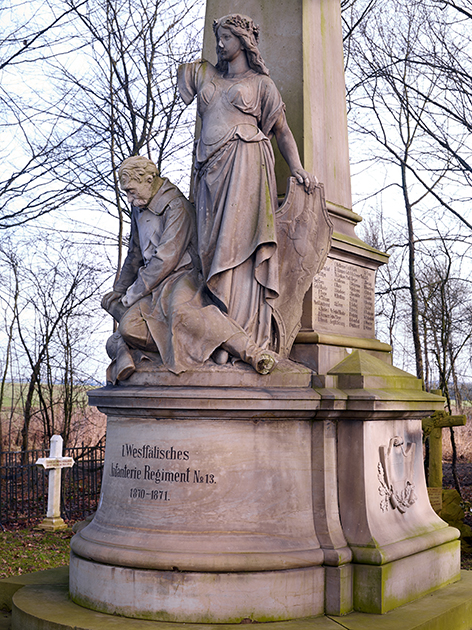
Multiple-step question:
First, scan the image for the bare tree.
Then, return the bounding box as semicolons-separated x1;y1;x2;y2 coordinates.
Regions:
0;235;105;452
0;1;94;229
1;0;203;266
346;0;472;227
417;239;472;492
0;244;21;459
345;0;472;383
0;0;205;452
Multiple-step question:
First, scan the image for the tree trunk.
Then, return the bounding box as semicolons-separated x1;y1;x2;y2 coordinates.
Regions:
401;162;424;385
21;362;41;459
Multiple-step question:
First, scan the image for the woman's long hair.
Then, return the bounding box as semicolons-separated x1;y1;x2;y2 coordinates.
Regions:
213;14;269;76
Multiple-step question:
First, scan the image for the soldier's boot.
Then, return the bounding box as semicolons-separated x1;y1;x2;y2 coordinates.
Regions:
106;332;136;383
212;348;230;365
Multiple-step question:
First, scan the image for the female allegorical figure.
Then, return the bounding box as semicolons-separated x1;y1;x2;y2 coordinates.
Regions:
178;14;316;358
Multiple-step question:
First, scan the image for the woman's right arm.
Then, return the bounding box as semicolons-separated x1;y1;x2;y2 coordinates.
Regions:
273;112;317;194
178;61;203;105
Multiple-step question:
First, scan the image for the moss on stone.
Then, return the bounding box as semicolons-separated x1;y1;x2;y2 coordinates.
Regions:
440;489;472;553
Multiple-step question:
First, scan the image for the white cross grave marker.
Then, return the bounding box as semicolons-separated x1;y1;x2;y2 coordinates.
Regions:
35;435;74;531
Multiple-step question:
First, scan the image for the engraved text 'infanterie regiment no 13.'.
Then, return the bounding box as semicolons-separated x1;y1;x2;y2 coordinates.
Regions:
110;443;216;502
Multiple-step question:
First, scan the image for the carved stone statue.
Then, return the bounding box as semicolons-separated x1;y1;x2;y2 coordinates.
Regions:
103;14;332;383
178;14;323;361
102;156;277;382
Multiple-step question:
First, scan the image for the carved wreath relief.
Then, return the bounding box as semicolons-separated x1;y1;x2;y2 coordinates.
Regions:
378;436;417;513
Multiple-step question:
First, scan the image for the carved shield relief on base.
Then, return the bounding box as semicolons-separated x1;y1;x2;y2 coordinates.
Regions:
378;436;417;513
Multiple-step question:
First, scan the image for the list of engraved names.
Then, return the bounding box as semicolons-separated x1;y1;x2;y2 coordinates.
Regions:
312;259;375;336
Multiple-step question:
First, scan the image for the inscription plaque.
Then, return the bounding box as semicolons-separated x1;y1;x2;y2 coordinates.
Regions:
107;437;217;508
312;258;375;338
70;414;326;622
90;417;318;542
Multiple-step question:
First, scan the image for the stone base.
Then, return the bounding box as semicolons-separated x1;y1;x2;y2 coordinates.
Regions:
73;378;326;623
6;569;472;630
353;540;461;614
69;553;324;622
34;516;68;531
325;564;353;616
0;566;69;612
78;359;458;622
115;354;314;389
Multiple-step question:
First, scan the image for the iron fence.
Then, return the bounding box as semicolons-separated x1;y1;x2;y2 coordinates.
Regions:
0;442;105;528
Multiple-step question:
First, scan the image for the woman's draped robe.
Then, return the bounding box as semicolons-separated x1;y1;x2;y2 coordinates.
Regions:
178;61;283;349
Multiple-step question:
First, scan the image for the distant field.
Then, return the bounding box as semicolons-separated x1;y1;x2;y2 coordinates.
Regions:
0;382;92;411
0;383;106;451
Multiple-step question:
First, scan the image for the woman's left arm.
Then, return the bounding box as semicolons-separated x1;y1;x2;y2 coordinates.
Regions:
273;112;317;194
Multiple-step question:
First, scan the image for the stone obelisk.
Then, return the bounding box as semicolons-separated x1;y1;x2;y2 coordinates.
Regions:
204;0;351;206
204;0;390;378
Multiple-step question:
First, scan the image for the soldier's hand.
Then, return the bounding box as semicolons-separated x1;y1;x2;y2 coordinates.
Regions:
102;290;123;311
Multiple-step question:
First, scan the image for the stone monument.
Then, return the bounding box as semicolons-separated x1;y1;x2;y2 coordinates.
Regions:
68;0;460;624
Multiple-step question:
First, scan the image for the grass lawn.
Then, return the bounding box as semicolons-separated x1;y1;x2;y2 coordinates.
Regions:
0;528;73;580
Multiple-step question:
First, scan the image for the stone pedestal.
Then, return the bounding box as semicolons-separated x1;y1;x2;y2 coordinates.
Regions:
70;362;327;622
323;351;461;613
69;354;461;622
